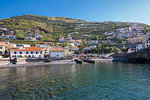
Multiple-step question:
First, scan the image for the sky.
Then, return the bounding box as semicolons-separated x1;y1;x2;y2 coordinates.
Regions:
0;0;150;24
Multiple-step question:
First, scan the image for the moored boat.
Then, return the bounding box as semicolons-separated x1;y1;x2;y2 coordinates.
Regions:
82;59;95;63
74;59;82;64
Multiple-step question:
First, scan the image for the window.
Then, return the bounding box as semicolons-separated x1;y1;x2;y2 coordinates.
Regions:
31;51;33;54
14;52;17;54
39;55;41;57
0;47;2;49
26;52;28;54
20;55;22;57
20;52;22;54
25;55;27;57
36;52;38;54
32;55;34;57
28;55;31;57
40;52;42;54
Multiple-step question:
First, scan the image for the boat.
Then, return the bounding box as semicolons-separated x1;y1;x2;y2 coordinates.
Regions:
44;58;51;63
82;58;95;63
10;58;17;64
74;59;82;64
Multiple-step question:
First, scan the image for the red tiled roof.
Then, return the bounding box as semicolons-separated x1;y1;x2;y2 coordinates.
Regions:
50;50;65;52
0;41;7;44
10;46;42;51
0;44;4;46
136;43;145;45
50;47;65;52
4;35;13;36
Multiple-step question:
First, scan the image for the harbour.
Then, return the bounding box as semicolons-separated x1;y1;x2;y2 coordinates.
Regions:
0;62;150;99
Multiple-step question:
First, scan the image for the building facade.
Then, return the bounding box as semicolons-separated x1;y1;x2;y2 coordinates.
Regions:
145;40;150;48
10;46;44;58
0;44;5;55
136;43;145;51
50;47;65;58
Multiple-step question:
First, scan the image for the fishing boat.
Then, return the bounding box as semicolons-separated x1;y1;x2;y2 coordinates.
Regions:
10;58;17;64
82;58;95;63
74;59;82;64
44;58;51;63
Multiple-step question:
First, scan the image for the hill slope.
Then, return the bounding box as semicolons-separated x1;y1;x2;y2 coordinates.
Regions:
0;15;140;41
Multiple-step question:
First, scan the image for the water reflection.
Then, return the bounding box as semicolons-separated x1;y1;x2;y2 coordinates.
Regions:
0;63;150;99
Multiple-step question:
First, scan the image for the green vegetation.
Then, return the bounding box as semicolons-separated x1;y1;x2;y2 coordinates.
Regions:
15;30;26;39
10;40;37;45
0;15;132;41
121;47;129;54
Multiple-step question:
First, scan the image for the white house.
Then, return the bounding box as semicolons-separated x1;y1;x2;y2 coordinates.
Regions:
25;37;37;41
106;36;114;39
145;40;150;48
2;34;16;39
0;44;5;55
136;43;145;51
10;46;44;58
50;47;65;58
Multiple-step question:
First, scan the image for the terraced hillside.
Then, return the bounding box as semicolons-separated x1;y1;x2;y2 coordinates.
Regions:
0;15;135;41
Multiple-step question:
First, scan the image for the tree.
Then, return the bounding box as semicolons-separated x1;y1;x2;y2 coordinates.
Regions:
121;47;128;54
15;30;26;39
70;45;74;49
4;50;8;58
61;42;67;47
113;48;120;54
1;37;6;41
54;42;58;47
79;44;84;51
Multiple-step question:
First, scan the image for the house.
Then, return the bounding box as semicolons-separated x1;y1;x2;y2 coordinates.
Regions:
104;32;113;36
136;26;144;31
136;43;145;51
43;42;54;46
72;46;79;51
35;44;50;48
81;34;89;37
0;41;9;55
145;40;150;48
126;37;143;43
0;27;8;31
25;37;37;41
143;32;150;42
59;37;65;42
2;34;16;39
34;34;42;39
59;36;73;42
106;36;114;39
10;46;44;58
49;47;65;58
40;47;50;56
0;44;5;55
74;40;82;43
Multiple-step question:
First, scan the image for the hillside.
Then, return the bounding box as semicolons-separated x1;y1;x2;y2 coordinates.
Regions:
0;15;142;41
